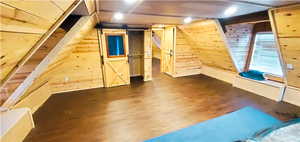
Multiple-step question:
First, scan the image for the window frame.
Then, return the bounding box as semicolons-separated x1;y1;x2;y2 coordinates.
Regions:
105;33;127;58
244;31;284;80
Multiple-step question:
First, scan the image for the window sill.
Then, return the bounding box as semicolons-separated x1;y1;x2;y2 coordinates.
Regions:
236;75;284;88
233;75;285;101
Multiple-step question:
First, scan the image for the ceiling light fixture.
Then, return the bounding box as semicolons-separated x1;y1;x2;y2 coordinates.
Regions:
124;0;138;4
224;6;237;17
113;12;124;20
184;17;192;24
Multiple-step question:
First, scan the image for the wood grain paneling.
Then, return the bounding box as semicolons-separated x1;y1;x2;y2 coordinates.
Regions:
144;30;152;81
0;0;77;98
225;23;254;71
50;29;104;93
1;16;97;107
152;30;162;59
2;1;64;23
152;44;161;59
0;3;51;33
174;28;202;77
29;18;100;95
0;29;66;104
84;0;96;14
272;6;300;38
0;32;42;81
178;20;237;72
270;5;300;88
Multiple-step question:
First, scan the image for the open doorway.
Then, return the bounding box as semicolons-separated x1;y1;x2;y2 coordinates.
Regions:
151;29;163;77
128;31;145;82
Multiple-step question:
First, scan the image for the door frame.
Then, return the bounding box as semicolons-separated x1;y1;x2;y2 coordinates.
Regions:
161;26;176;76
100;29;130;87
151;28;164;73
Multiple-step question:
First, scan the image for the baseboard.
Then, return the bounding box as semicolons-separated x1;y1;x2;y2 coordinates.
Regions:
173;69;201;77
200;65;236;84
283;86;300;107
198;65;285;101
52;85;102;94
233;76;285;101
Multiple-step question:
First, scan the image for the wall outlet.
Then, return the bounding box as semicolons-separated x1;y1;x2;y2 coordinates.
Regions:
64;77;69;82
287;64;294;70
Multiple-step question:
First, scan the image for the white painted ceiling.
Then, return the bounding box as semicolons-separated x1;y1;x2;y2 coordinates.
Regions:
95;0;300;24
97;0;299;18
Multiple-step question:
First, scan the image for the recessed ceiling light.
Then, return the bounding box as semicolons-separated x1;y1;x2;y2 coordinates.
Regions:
224;6;237;17
113;12;123;20
184;17;192;24
124;0;138;4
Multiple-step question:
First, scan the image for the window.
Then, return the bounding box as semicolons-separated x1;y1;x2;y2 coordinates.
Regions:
106;35;125;57
249;33;283;76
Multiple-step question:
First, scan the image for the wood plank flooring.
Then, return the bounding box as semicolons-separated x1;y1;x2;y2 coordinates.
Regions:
24;59;300;142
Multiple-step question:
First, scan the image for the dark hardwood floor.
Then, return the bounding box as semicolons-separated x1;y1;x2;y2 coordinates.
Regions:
24;59;300;142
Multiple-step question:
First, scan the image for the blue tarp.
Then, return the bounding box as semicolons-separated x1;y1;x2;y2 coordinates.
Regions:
239;70;265;81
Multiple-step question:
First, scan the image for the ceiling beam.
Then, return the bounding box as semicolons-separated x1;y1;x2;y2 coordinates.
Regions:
219;10;269;27
99;9;207;19
231;0;273;8
97;11;204;25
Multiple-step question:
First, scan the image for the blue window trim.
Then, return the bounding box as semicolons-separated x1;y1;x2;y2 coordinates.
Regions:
105;34;126;58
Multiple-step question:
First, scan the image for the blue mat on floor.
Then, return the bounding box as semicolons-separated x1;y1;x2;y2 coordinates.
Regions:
145;107;282;142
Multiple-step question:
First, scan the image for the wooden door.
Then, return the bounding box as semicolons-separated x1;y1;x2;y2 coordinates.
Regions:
161;27;175;75
100;29;130;87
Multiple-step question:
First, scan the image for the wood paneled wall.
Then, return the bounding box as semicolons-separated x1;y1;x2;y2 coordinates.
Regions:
31;20;101;94
0;28;66;104
152;44;161;59
270;5;300;88
152;30;162;59
178;20;237;72
50;30;103;93
0;0;76;83
225;23;254;71
175;28;202;77
15;16;98;103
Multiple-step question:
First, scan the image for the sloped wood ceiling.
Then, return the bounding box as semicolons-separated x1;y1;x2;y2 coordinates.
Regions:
0;0;76;83
0;28;66;105
1;15;96;107
177;20;237;72
20;16;97;100
270;5;300;88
